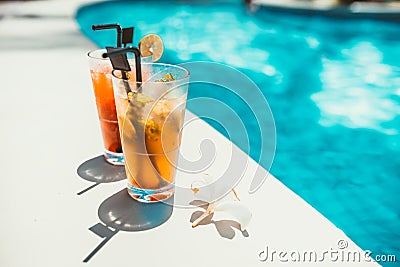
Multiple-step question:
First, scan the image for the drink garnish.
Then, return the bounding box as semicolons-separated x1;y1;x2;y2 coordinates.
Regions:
155;73;175;82
127;92;154;106
138;34;164;62
164;73;175;81
144;119;160;141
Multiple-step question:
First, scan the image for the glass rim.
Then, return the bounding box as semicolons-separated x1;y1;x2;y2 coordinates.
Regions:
112;62;190;84
87;48;152;61
87;48;109;60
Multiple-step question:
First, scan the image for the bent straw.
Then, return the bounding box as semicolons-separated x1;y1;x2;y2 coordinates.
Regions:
122;27;134;48
104;47;132;95
92;24;122;48
105;48;165;187
103;46;142;95
103;46;142;83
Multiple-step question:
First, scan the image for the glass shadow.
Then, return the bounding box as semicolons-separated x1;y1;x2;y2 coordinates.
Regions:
76;155;126;195
83;189;173;262
98;189;173;231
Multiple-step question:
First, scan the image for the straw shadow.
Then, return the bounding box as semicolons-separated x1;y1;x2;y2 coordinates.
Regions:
189;200;249;240
76;155;126;195
83;189;173;262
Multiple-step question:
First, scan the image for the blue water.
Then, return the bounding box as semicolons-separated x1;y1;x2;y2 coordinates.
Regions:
76;0;400;264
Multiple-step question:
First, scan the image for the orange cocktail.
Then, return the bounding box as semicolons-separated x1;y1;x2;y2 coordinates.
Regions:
112;63;189;202
87;49;123;165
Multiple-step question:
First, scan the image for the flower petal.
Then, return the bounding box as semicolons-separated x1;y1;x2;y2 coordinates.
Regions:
190;210;214;228
213;201;252;228
190;176;233;203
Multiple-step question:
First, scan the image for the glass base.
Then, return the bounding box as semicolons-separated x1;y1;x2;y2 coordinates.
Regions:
127;182;174;203
104;150;124;166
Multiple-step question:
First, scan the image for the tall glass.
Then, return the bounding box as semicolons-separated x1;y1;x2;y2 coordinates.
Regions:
87;49;150;165
112;63;189;203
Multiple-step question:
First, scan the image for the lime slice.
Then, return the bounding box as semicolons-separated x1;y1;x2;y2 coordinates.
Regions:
138;34;164;62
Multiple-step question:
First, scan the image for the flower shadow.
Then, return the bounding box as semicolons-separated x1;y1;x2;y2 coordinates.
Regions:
189;200;249;239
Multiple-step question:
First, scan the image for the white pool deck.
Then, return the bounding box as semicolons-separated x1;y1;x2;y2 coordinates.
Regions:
0;1;379;266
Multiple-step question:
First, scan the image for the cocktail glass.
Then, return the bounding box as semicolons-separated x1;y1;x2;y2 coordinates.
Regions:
112;63;189;202
87;49;150;165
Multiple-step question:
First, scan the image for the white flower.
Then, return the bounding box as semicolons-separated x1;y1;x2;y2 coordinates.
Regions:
190;175;252;230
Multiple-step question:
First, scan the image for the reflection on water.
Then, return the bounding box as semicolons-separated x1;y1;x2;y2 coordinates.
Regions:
312;42;400;134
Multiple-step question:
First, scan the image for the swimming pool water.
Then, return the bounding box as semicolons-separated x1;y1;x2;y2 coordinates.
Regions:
76;0;400;264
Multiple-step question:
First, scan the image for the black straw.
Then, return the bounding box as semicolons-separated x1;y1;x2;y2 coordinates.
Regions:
92;24;122;48
122;27;134;47
103;46;143;95
103;46;142;82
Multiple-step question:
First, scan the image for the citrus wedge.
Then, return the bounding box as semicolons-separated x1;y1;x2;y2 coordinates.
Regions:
138;34;164;62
